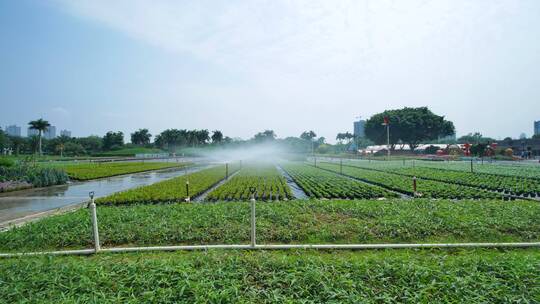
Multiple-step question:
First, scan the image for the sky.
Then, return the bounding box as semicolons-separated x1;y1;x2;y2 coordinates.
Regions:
0;0;539;142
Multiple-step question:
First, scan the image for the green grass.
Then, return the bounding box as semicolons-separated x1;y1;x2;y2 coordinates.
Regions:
58;161;188;180
282;163;397;199
96;164;238;204
1;249;538;303
206;163;293;201
1;199;539;252
318;162;500;199
92;147;166;157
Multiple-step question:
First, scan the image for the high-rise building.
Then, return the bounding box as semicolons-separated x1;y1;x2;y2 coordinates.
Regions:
60;129;71;137
353;119;366;138
27;127;39;137
535;121;540;136
5;125;21;137
43;126;56;139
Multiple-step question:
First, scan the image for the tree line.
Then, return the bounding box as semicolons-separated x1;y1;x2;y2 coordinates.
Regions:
4;107;528;157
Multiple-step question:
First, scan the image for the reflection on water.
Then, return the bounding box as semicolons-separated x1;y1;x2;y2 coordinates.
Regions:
0;166;206;223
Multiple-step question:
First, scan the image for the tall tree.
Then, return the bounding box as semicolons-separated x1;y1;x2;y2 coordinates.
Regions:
211;130;224;144
131;129;152;145
0;129;10;153
49;135;71;157
8;135;26;155
343;132;354;143
253;130;276;142
75;136;103;154
336;133;346;144
102;131;124;150
28;118;50;155
365;107;455;151
300;131;317;141
195;129;210;146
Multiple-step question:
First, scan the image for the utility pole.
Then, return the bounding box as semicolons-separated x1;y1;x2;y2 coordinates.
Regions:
387;123;390;158
382;116;391;158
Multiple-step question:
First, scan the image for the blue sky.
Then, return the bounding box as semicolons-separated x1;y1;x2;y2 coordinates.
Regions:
1;0;539;142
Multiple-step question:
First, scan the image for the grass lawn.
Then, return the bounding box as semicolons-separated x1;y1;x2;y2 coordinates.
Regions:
1;249;539;303
92;147;166;157
1;199;538;252
56;161;189;180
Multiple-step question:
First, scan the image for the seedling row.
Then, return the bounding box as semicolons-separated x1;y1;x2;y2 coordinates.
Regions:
59;161;189;180
206;164;293;201
339;160;540;197
281;163;397;199
318;162;500;199
97;164;239;204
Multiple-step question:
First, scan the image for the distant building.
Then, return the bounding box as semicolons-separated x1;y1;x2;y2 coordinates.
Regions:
535;121;540;136
60;129;71;137
353;119;366;138
27;127;39;137
5;125;21;137
43;126;56;139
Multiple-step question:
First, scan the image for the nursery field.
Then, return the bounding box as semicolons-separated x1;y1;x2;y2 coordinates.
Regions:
49;161;189;180
2;199;539;252
332;159;540;197
97;163;239;204
338;158;540;180
317;162;501;199
206;163;293;201
281;163;397;199
2;160;540;302
1;249;539;303
419;160;540;179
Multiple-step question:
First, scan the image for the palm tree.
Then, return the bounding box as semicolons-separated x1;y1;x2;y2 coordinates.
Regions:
28;118;50;155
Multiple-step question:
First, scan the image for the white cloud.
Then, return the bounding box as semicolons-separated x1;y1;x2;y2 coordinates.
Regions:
53;0;540;140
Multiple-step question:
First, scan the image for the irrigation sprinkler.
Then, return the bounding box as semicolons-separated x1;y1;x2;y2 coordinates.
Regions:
88;191;100;252
185;181;190;202
340;158;343;174
249;187;257;248
413;177;417;195
470;159;474;173
226;163;229;179
314;156;317;167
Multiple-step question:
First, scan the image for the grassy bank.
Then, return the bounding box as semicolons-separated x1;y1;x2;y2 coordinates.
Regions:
92;147;165;157
1;249;538;303
1;199;539;252
58;161;188;180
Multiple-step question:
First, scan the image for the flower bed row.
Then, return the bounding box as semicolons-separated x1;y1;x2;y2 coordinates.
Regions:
281;163;397;199
97;164;238;205
206;164;293;201
319;162;500;199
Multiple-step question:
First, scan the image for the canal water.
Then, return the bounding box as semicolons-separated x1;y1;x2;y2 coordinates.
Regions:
0;166;207;224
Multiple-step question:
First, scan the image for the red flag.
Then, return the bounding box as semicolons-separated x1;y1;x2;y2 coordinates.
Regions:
383;116;390;125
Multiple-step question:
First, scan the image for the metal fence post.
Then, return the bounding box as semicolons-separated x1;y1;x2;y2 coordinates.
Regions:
185;181;190;202
250;187;256;248
88;192;100;253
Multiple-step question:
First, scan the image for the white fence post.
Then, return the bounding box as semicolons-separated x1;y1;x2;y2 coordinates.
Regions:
88;191;100;253
250;187;256;248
